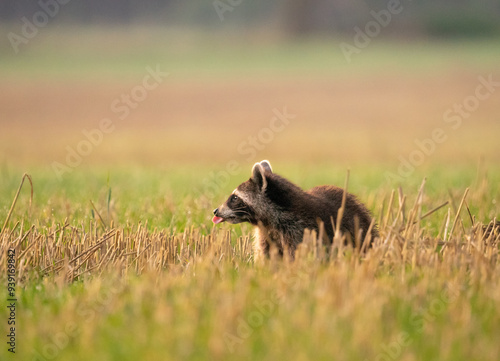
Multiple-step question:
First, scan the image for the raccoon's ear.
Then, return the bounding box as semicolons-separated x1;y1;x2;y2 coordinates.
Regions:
251;163;268;192
259;160;273;174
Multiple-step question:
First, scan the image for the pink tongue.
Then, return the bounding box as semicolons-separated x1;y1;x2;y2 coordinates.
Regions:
212;216;224;224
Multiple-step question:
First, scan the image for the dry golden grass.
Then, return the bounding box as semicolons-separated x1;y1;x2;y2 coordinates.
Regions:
2;179;498;282
1;72;499;167
1;30;500;360
1;174;499;360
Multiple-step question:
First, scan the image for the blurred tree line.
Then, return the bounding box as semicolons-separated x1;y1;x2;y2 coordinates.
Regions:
1;0;499;38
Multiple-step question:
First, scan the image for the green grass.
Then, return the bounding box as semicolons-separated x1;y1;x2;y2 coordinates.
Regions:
1;26;500;79
2;163;498;232
1;26;499;361
1;162;499;361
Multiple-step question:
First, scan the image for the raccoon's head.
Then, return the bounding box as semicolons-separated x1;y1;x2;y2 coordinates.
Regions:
212;160;273;225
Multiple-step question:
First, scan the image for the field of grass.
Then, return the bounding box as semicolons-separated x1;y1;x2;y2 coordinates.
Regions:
1;166;499;361
1;27;500;360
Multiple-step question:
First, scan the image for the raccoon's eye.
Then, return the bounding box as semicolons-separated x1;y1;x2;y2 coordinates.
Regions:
230;195;239;202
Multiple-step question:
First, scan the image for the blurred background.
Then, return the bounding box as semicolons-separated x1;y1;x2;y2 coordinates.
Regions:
1;5;500;361
0;0;499;184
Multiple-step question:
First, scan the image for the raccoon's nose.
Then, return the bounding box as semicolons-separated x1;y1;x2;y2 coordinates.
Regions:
213;208;219;216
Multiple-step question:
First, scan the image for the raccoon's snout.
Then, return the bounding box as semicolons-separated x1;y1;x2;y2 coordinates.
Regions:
212;208;225;224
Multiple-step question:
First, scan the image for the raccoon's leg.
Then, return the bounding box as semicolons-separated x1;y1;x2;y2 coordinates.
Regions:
253;227;270;262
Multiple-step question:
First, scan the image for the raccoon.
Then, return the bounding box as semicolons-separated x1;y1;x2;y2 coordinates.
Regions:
212;160;378;260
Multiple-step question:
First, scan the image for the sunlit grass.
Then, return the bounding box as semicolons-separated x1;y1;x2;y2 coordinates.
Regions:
1;25;499;361
0;162;499;360
1;163;498;231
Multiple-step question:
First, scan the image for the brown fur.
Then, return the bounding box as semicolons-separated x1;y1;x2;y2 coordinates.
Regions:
213;161;378;260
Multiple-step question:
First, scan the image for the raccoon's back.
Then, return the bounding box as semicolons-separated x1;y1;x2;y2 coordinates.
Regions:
308;185;344;206
307;185;377;240
306;185;344;227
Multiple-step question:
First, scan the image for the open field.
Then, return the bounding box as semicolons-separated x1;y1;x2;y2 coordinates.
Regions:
0;169;499;361
1;27;500;360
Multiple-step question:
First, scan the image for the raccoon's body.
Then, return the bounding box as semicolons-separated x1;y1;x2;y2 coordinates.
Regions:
213;161;378;260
